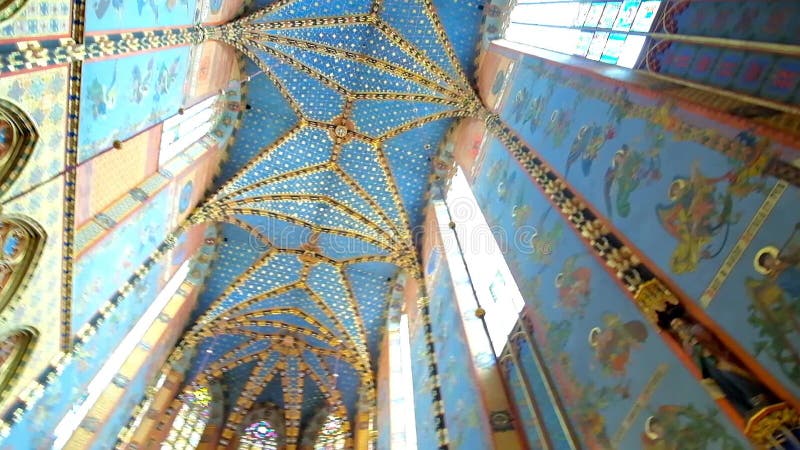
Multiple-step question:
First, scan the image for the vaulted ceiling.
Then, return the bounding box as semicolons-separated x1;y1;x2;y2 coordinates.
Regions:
179;0;486;440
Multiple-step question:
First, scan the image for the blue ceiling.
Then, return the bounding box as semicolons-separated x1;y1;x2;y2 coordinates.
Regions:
189;0;485;436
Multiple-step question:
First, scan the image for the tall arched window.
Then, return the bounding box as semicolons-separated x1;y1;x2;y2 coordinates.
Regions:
314;415;345;450
0;216;45;312
161;387;211;450
0;328;35;397
0;99;38;193
238;420;278;450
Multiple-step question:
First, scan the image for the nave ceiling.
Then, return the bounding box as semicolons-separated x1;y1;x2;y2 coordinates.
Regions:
176;0;488;437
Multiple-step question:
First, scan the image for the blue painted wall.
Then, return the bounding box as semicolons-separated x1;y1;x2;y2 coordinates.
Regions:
85;0;198;33
3;263;166;448
498;51;800;401
472;135;750;449
72;186;171;330
78;47;191;162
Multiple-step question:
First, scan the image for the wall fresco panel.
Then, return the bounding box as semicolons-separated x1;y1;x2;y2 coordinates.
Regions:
705;190;800;398
496;51;800;401
87;286;196;449
3;262;166;448
427;260;492;450
407;306;439;450
470;136;750;449
78;47;192;163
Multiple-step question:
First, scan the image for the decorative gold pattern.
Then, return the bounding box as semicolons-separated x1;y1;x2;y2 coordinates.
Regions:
744;402;800;448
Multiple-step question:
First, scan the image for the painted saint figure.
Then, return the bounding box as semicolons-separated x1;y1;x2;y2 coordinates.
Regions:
588;314;648;377
655;162;738;274
555;254;591;316
669;317;770;416
603;143;661;218
745;222;800;386
754;226;800;300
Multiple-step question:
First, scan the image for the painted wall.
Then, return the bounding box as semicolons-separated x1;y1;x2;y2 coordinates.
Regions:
495;47;800;402
413;40;800;448
78;46;192;162
401;207;497;450
2;260;167;448
472;135;750;449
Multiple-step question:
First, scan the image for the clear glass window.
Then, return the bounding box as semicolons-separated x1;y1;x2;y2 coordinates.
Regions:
505;0;664;69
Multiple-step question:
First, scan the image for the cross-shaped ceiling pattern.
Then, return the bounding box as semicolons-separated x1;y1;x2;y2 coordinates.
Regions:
179;0;485;443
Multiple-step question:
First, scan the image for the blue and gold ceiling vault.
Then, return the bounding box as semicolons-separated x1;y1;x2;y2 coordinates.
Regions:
172;0;485;444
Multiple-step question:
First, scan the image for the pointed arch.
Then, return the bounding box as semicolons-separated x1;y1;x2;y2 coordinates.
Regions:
0;215;45;312
0;327;37;399
0;99;38;194
313;414;346;450
0;0;27;24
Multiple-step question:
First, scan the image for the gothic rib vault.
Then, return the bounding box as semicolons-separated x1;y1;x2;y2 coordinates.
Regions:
171;0;487;444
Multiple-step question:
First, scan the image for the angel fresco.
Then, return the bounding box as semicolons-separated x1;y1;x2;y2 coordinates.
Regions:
603;143;661;218
87;61;118;119
484;158;515;202
655;163;739;274
641;404;746;450
555;254;591;317
510;86;549;134
513;206;565;272
93;0;123;19
571;381;629;449
588;314;648;377
656;131;771;274
745;223;800;385
545;107;573;147
130;58;155;104
566;122;616;177
510;87;531;124
154;58;182;101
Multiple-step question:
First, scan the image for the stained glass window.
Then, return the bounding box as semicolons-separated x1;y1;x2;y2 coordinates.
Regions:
239;420;278;450
505;0;664;68
314;415;345;450
0;217;44;311
0;328;33;395
161;388;211;450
